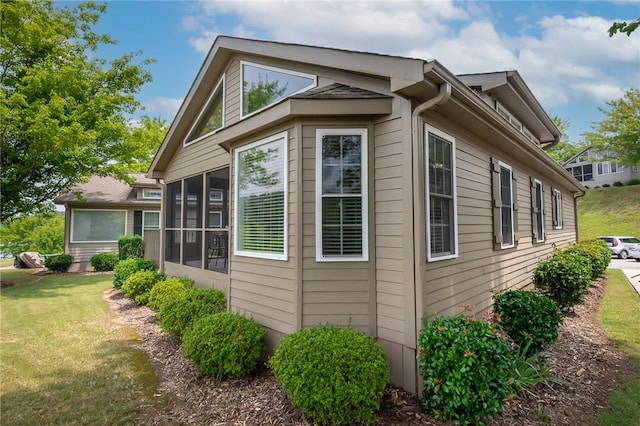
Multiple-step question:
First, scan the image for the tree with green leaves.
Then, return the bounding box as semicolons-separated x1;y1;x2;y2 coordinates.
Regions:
0;1;156;222
545;116;587;164
583;89;640;166
609;18;639;37
0;213;64;256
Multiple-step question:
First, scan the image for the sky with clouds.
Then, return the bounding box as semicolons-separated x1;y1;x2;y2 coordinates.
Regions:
84;0;640;143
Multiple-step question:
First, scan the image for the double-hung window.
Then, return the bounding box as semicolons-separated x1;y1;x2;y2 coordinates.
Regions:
531;178;544;243
316;129;368;261
491;158;518;249
425;126;457;260
552;188;563;229
234;132;288;260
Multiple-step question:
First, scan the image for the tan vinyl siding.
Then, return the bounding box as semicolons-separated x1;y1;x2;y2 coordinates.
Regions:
228;126;298;336
420;121;577;319
300;122;372;333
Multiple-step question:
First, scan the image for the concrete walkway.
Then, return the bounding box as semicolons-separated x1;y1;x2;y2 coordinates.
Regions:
621;269;640;296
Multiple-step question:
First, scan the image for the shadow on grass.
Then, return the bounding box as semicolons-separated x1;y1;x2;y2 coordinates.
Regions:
0;335;165;426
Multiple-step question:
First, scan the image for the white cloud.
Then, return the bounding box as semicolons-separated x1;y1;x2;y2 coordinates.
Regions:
142;97;183;119
180;0;639;123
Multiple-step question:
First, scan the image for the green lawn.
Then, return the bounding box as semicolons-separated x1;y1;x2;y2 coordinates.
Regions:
597;269;640;425
0;271;156;425
578;186;640;239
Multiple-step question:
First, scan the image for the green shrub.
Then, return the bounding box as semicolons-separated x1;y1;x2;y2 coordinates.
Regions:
566;239;611;279
118;235;144;260
157;287;226;338
418;315;513;425
44;254;74;272
533;251;592;311
112;257;155;289
148;277;194;312
90;252;119;271
626;178;640;186
182;312;265;379
269;325;389;426
493;290;562;355
121;270;166;305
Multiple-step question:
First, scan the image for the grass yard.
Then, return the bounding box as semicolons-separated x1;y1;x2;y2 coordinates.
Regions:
598;269;640;425
0;270;153;425
578;185;640;239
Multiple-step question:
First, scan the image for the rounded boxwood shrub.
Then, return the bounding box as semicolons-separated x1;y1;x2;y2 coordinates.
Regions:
533;251;592;311
418;315;514;425
121;270;166;305
148;277;194;312
158;287;226;338
90;252;119;272
113;257;155;289
269;325;389;426
118;234;144;260
182;312;265;379
493;289;562;355
44;254;74;272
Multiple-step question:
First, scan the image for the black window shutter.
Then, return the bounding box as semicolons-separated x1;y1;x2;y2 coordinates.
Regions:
134;210;143;236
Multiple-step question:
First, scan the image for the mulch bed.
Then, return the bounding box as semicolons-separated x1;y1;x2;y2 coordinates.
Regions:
102;276;638;425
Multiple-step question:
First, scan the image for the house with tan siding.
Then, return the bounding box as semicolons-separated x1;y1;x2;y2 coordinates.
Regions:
55;174;161;271
147;36;585;393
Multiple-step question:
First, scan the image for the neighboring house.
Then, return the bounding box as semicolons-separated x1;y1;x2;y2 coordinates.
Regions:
55;174;161;271
147;36;585;393
564;147;640;188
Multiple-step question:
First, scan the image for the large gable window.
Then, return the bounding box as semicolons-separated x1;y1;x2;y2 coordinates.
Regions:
241;61;315;117
316;129;368;261
425;126;458;261
491;158;518;250
531;178;545;243
185;76;225;146
71;209;126;243
234;132;288;260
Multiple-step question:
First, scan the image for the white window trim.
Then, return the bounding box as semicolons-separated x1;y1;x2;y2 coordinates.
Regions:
499;161;515;249
425;125;458;262
70;209;127;243
142;188;161;199
239;61;316;120
184;75;225;147
553;188;563;230
209;211;223;229
233;131;289;261
141;210;160;238
315;128;369;262
533;178;545;243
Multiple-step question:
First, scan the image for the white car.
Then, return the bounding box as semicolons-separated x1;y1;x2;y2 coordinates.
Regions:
629;244;640;262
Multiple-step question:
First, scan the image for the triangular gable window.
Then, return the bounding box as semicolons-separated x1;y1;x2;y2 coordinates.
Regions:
241;61;316;118
185;76;225;146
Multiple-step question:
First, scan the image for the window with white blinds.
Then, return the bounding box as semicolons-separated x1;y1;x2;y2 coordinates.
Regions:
316;129;368;261
500;162;515;248
425;126;458;261
234;132;288;260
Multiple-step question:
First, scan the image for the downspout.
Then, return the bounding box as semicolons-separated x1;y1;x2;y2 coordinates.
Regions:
573;191;586;242
411;81;451;393
542;134;560;151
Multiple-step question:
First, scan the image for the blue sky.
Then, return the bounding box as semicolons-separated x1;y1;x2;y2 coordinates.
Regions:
65;0;639;143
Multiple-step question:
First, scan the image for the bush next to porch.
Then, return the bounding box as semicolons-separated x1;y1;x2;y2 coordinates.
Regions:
112;257;155;289
121;270;166;305
182;312;265;379
148;277;194;312
157;287;226;338
269;325;389;426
